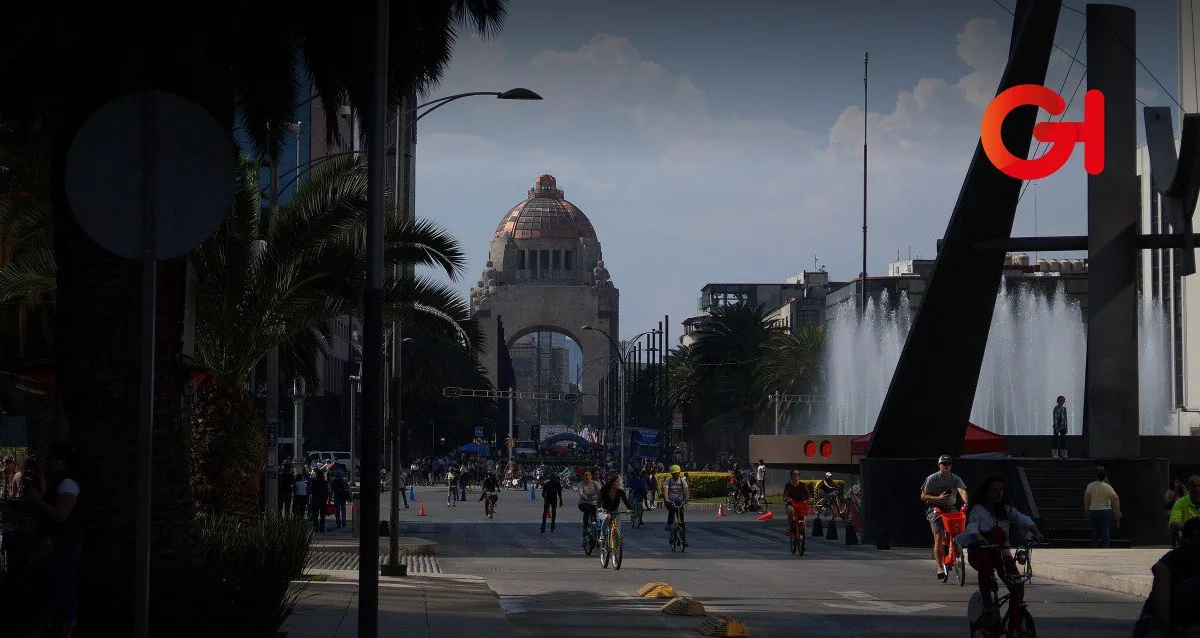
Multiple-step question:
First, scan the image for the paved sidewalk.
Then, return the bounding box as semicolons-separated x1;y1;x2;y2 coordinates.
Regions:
282;575;514;638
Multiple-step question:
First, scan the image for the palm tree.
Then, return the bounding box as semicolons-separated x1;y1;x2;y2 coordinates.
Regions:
756;324;827;432
680;304;782;458
0;2;510;632
188;154;480;518
0;117;54;357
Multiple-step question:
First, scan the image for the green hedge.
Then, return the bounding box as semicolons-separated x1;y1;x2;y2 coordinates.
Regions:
652;473;844;501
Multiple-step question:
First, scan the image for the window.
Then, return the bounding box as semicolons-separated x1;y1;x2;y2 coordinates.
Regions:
552;250;561;270
518;250;526;269
564;250;573;270
540;250;550;274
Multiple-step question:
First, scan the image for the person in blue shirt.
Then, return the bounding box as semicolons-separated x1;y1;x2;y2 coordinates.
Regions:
627;472;648;528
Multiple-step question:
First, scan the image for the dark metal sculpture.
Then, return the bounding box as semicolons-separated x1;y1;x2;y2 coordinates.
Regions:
1143;107;1200;276
866;0;1062;458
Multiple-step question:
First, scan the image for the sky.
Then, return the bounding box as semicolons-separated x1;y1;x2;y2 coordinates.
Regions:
411;0;1180;342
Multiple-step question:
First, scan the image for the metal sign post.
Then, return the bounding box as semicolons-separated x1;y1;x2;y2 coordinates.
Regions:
64;91;234;638
442;387;578;471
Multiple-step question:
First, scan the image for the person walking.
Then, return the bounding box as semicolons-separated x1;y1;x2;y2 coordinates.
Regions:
29;443;82;638
292;472;309;519
1169;475;1200;547
330;471;351;529
1052;395;1068;459
540;471;563;533
1083;467;1122;548
310;469;330;533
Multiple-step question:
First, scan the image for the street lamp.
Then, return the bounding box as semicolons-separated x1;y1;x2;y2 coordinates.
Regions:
581;325;661;478
289;376;307;477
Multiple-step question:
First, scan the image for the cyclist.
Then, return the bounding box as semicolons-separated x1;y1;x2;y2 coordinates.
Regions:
957;475;1046;633
627;472;648;527
1134;517;1200;637
738;473;758;511
920;454;969;580
598;474;633;518
784;469;813;536
479;471;500;518
577;470;600;537
661;465;690;548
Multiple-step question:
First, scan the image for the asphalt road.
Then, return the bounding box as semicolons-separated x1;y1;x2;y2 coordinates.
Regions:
382;486;1143;637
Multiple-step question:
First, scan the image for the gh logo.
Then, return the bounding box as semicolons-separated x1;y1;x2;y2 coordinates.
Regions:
981;84;1106;180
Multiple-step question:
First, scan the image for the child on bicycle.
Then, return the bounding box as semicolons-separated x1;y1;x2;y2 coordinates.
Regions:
784;469;813;536
956;475;1046;631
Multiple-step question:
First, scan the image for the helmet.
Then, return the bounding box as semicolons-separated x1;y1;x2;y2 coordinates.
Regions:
825;472;833;478
937;454;953;465
669;464;681;474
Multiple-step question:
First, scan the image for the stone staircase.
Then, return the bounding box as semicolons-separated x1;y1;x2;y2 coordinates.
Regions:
1020;460;1131;548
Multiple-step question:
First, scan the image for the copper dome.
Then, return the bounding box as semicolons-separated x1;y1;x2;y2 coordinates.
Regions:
493;175;598;241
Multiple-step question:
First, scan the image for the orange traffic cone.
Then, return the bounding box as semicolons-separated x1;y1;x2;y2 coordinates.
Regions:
716;504;726;517
418;503;426;516
545;506;552;519
757;509;773;521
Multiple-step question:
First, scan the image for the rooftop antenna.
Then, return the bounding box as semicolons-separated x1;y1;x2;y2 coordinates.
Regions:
860;51;869;319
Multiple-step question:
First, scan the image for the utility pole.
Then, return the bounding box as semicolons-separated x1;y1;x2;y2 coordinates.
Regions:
265;155;281;513
861;51;870;319
773;391;781;435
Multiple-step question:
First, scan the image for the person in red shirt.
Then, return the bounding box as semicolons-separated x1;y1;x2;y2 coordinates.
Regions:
784;469;813;533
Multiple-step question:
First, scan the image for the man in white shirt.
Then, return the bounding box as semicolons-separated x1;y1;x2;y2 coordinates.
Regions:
755;459;767;501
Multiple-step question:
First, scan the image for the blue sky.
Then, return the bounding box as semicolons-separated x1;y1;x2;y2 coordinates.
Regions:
411;0;1179;341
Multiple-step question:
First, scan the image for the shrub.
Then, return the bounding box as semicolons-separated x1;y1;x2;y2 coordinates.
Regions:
0;446;27;465
652;472;729;499
183;515;313;636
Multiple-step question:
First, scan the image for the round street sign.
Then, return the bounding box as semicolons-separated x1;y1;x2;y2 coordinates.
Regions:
563;393;579;404
443;387;462;398
65;91;235;260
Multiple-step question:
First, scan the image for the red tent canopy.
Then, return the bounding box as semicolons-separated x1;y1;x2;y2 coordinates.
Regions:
851;422;1006;456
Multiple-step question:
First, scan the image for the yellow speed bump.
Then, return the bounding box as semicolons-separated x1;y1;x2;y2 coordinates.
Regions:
661;596;706;616
696;615;749;637
637;582;675;598
636;581;668;597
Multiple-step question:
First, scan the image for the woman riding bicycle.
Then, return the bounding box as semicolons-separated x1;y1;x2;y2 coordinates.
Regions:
955;475;1046;630
784;469;813;533
598;474;633;518
577;470;600;536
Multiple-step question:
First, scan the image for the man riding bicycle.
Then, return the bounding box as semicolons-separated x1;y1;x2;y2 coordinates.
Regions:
784;469;813;534
662;465;689;548
920;454;969;580
479;471;500;517
739;473;758;511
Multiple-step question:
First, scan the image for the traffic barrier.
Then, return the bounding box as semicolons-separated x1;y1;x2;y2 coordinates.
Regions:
825;518;838;540
635;582;675;598
696;615;749;637
418;503;426;517
636;581;668;597
409;484;415;501
812;517;823;537
845;523;859;546
660;597;705;616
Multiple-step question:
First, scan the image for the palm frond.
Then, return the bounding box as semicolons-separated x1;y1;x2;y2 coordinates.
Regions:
0;246;55;304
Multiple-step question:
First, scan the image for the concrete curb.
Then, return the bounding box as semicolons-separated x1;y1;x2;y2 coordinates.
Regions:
1031;563;1152;598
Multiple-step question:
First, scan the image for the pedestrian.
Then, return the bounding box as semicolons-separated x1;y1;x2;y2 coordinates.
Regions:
29;443;82;638
1166;479;1187;545
756;459;767;501
331;471;351;529
310;469;329;533
1052;395;1068;459
1083;467;1121;548
1169;475;1200;547
540;471;563;533
1;454;15;500
292;472;309;519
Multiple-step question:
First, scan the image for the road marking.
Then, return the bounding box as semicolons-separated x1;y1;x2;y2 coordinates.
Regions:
824;590;946;614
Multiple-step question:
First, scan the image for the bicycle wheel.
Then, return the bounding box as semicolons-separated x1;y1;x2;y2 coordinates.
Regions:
613;525;623;570
583;532;594;556
1008;607;1037;637
955;547;966;586
669;526;677;551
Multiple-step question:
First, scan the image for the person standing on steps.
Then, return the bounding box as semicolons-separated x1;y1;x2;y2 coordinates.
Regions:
1084;467;1122;548
540;471;563;533
1052;395;1069;459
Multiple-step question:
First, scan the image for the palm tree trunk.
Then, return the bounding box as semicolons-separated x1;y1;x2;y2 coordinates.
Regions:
49;9;236;635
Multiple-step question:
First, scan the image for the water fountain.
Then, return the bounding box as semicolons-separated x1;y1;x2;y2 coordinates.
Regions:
818;283;1174;436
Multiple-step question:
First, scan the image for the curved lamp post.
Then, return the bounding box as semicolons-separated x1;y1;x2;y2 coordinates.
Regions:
582;325;661;477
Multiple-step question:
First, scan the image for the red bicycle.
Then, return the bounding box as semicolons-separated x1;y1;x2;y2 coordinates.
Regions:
787;499;810;556
938;506;968;586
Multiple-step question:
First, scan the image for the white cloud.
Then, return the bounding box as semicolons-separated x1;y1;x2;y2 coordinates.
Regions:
418;20;1095;337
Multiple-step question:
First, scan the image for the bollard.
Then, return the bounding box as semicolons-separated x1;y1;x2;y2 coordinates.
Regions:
845;523;859;546
409;484;415;501
812;517;824;537
530;485;537;501
825;518;838;541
